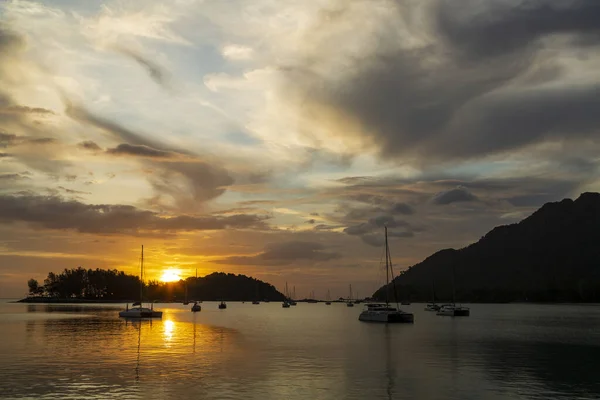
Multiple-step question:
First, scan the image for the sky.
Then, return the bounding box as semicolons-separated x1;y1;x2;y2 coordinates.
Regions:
1;0;599;299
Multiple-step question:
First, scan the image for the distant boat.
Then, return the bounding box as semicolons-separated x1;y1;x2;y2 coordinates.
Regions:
436;263;470;317
346;284;354;307
359;227;414;323
290;286;297;305
252;300;260;305
119;245;162;319
325;289;332;305
191;301;201;312
218;301;227;309
282;282;291;308
401;301;410;306
425;281;440;311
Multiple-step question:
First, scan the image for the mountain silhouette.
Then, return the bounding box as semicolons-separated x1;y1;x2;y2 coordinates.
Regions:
374;192;600;303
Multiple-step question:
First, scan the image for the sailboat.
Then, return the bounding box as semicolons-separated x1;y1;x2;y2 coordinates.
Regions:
218;300;227;309
425;281;440;311
289;286;297;305
346;284;354;307
325;289;332;305
191;300;201;312
436;263;470;317
119;245;162;318
358;227;414;323
282;282;290;308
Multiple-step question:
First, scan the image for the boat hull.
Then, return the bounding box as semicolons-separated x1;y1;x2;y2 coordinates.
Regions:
424;304;440;312
191;306;201;312
119;308;162;318
436;307;470;317
358;310;414;323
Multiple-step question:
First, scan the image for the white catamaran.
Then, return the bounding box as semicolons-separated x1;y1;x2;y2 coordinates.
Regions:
359;227;414;323
119;245;162;319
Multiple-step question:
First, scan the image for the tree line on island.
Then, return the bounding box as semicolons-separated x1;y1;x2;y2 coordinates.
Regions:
25;269;286;302
374;192;600;303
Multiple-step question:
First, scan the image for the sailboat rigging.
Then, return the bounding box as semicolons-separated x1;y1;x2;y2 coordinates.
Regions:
358;227;414;323
346;284;354;307
119;245;162;318
436;262;470;317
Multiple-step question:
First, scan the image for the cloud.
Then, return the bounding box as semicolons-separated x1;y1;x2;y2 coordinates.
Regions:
112;45;171;89
280;0;600;163
213;241;341;265
0;105;54;115
65;103;235;208
222;44;254;60
0;132;55;148
432;186;478;205
57;186;91;195
0;173;30;181
0;194;270;235
106;143;178;158
77;141;102;151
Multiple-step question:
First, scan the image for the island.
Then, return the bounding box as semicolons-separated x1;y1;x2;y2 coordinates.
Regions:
20;271;286;303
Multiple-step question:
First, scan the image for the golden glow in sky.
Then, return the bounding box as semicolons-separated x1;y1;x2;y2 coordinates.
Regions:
160;268;182;282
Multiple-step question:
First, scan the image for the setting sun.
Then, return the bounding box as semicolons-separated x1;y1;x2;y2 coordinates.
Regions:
160;268;182;283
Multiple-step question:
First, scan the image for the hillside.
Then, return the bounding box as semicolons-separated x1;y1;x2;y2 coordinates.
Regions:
374;192;600;303
23;269;286;302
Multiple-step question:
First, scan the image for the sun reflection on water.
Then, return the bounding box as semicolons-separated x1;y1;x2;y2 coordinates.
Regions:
163;319;175;344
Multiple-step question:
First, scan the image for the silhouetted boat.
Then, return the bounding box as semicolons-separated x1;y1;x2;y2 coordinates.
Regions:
191;301;201;312
289;286;297;305
425;281;440;311
282;282;291;308
359;227;414;323
346;284;354;307
436;263;470;317
119;245;162;319
325;289;332;305
218;301;227;309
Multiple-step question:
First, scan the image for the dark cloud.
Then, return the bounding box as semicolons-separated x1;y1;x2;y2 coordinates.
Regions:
0;194;270;235
0;152;11;157
0;173;30;181
113;46;171;89
57;186;91;195
343;215;414;247
65;103;174;151
432;186;478;205
106;143;178;158
306;219;316;224
65;103;235;208
0;131;55;148
77;141;102;151
284;0;600;162
0;25;24;55
390;202;414;215
0;105;54;115
213;241;341;265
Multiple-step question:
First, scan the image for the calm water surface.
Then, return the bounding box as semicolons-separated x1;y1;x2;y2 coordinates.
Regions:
1;301;599;400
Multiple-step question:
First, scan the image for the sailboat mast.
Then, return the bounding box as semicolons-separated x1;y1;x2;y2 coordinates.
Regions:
452;263;456;305
140;245;144;303
385;226;389;306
